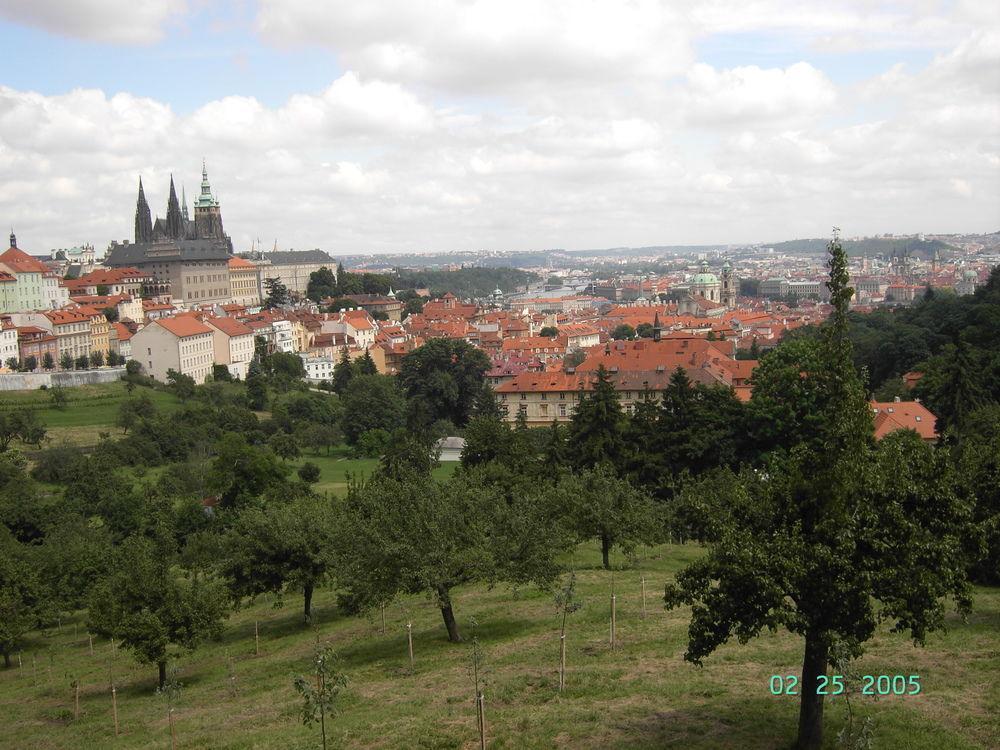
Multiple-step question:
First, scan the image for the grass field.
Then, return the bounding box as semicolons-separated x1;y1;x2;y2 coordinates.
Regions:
2;543;997;749
0;382;182;447
289;447;458;496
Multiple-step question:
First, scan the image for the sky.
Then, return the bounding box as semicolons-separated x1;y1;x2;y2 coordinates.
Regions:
0;1;998;255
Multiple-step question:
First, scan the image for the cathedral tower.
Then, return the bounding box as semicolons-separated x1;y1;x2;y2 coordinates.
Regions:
193;161;226;243
134;177;153;244
165;175;184;240
721;259;736;309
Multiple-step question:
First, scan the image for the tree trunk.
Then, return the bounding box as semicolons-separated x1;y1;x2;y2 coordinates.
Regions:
158;660;167;690
437;584;462;642
303;583;314;624
796;631;828;750
601;534;611;570
3;651;10;669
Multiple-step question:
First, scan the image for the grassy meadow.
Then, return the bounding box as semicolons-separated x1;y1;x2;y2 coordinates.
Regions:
1;542;997;749
0;381;182;447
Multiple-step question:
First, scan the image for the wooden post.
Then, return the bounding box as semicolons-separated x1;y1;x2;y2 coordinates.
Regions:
380;603;386;635
641;576;647;618
169;707;176;750
254;621;260;657
112;686;119;737
477;692;486;750
31;655;36;686
89;634;94;655
559;634;566;692
74;681;80;719
407;622;414;669
610;593;617;649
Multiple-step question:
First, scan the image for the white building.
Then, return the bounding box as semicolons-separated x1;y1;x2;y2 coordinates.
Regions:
272;319;296;353
299;354;336;383
0;319;19;366
131;316;214;383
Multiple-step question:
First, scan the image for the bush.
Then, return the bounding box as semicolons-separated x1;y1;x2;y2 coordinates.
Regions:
297;462;321;483
353;429;391;458
30;444;84;484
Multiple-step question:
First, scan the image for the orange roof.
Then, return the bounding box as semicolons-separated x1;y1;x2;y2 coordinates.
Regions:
44;309;90;325
111;322;133;341
501;336;566;352
228;256;257;269
154;317;213;338
871;400;938;441
0;246;51;274
206;316;254;337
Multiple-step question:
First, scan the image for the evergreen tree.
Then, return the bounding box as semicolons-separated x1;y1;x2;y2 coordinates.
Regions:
567;365;624;472
331;349;354;395
355;349;377;376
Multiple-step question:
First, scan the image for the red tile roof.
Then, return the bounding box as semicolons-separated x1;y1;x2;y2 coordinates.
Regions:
871;400;938;441
0;246;51;274
206;316;254;337
154;317;213;338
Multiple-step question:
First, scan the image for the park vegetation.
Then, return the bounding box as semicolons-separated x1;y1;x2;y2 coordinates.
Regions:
0;242;997;748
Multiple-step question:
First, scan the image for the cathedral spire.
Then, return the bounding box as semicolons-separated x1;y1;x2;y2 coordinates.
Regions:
165;174;184;239
181;184;189;221
8;228;16;249
134;177;153;244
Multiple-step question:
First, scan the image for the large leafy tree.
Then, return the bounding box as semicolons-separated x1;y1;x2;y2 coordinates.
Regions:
221;495;337;623
0;529;47;668
664;235;975;749
549;465;660;569
209;433;290;510
336;472;564;642
88;533;227;689
307;266;338;302
398;338;491;427
340;374;406;445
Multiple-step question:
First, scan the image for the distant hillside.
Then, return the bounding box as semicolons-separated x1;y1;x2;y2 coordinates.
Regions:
767;237;955;259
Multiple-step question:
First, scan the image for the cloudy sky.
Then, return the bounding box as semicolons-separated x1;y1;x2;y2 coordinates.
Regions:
0;1;997;255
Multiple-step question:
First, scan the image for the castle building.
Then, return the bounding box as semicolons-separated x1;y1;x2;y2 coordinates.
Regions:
106;163;234;305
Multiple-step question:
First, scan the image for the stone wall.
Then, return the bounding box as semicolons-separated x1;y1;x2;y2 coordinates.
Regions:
0;367;126;391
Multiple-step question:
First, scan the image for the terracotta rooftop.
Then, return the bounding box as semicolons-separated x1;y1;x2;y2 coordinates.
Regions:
154;316;213;338
871;400;938;441
206;316;254;337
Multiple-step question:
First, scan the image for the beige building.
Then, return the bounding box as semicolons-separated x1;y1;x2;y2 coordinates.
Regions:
105;239;232;306
228;256;261;308
75;306;111;357
255;250;336;300
205;316;255;380
131;316;215;383
42;310;91;362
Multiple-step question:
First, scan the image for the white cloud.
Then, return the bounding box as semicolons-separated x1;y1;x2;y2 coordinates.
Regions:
684;62;837;126
0;0;182;44
0;3;998;252
255;0;695;95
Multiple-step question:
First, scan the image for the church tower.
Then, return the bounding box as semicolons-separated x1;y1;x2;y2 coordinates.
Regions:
193;160;227;243
652;311;662;342
181;185;190;222
165;175;184;240
721;259;736;309
134;177;153;244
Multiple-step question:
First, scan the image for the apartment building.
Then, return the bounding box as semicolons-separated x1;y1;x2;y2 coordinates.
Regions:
131;316;215;383
205;316;255;380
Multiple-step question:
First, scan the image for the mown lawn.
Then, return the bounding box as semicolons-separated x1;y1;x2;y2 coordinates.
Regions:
288;446;458;496
0;382;182;447
1;542;996;749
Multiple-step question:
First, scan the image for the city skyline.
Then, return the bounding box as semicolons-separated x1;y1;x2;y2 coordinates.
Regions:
0;0;998;253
